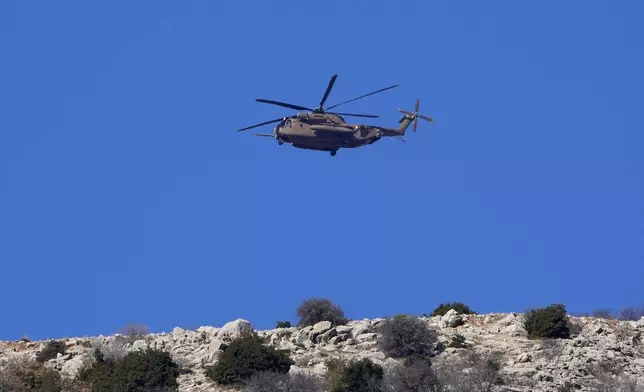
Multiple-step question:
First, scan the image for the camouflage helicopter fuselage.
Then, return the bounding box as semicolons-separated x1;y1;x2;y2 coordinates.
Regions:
272;112;415;155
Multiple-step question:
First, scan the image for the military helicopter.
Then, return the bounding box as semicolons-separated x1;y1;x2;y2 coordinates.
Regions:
236;74;433;156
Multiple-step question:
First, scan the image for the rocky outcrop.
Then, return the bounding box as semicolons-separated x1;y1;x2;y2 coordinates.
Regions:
1;313;643;392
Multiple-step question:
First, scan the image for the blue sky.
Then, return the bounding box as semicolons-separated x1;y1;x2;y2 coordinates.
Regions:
1;1;643;341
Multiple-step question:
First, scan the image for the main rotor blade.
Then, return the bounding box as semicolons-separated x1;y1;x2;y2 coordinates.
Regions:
319;74;337;109
255;99;312;112
324;84;398;110
254;133;274;137
236;117;283;132
328;112;379;118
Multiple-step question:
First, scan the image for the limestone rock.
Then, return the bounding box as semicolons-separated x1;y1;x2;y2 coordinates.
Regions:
310;321;332;342
517;353;532;363
441;309;464;328
336;325;352;335
216;318;252;341
351;320;372;337
61;352;95;377
131;340;148;351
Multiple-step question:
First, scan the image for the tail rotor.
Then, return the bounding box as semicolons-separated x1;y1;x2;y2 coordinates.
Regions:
399;99;433;132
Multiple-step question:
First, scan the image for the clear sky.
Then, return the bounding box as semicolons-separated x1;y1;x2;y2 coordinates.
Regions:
1;1;643;341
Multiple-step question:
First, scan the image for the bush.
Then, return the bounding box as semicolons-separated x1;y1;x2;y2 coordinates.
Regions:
242;371;324;392
275;321;291;329
0;356;89;392
523;304;570;339
616;306;644;321
448;333;467;348
325;357;384;392
591;309;615;319
430;302;475;317
377;314;438;359
296;298;347;327
79;348;180;392
36;340;67;363
119;324;149;340
205;332;294;385
383;358;440;392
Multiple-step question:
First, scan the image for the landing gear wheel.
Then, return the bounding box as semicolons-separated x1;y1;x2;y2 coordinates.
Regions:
277;140;284;145
330;150;337;156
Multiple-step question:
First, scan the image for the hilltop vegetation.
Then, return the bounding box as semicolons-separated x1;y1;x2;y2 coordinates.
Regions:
1;298;643;392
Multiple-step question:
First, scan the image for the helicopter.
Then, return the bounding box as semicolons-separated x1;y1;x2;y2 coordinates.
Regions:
236;74;433;156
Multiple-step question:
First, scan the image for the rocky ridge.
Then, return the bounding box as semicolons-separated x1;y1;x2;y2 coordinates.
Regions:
1;312;644;391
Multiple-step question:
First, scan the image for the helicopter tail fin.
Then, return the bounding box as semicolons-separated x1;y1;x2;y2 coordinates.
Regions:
397;99;433;135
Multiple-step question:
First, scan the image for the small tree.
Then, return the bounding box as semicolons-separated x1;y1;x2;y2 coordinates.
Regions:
377;314;438;359
296;298;347;327
430;302;476;317
524;304;570;339
275;321;292;329
205;332;294;385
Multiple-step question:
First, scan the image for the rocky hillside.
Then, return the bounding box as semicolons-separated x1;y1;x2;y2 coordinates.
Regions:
2;311;644;391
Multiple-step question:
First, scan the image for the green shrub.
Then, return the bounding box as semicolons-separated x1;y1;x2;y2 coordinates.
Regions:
296;298;347;327
36;340;66;363
430;302;475;317
275;321;291;329
377;314;437;359
205;332;294;385
325;358;384;392
448;333;467;348
523;304;570;339
79;348;180;392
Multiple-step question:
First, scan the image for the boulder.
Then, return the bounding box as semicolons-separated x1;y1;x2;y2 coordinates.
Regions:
61;352;95;378
441;309;464;328
217;319;253;341
317;328;337;343
310;321;332;341
351;320;371;337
